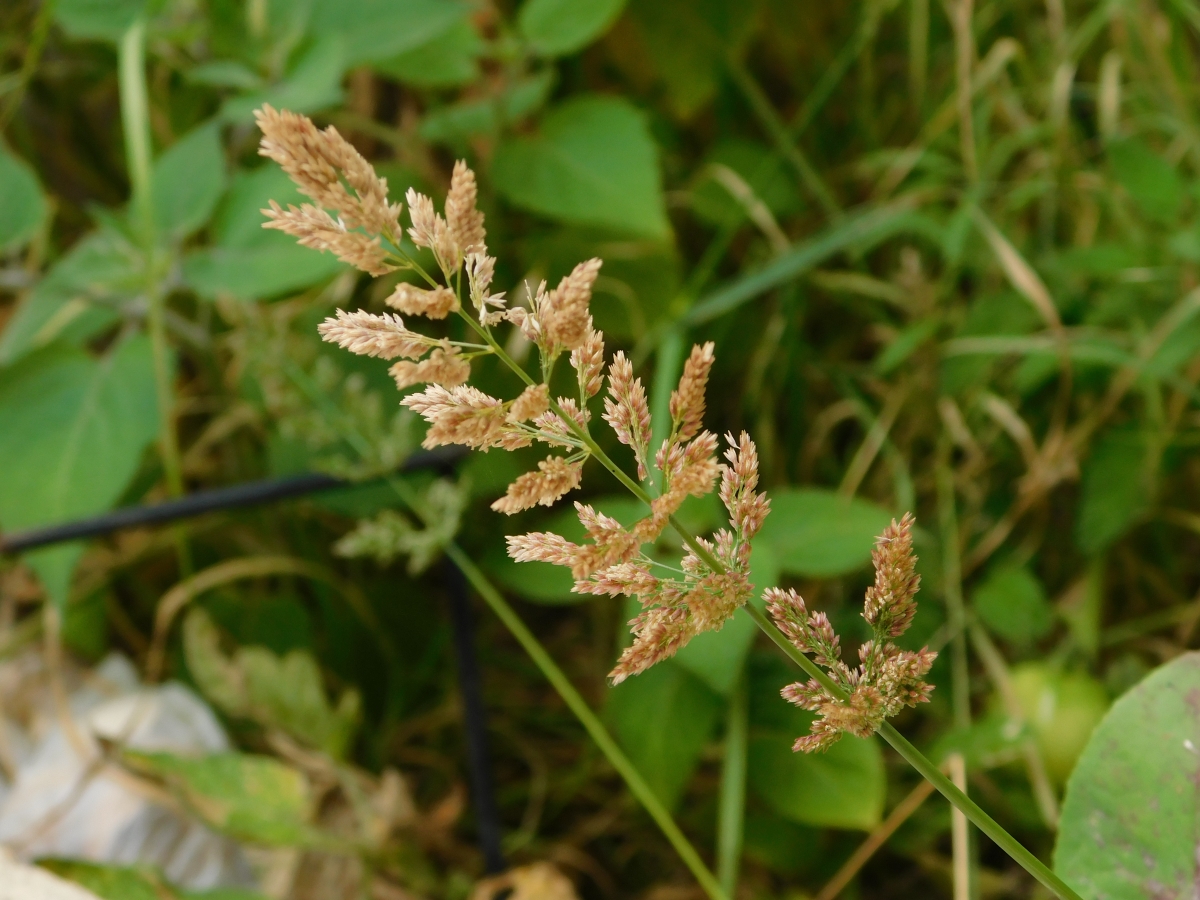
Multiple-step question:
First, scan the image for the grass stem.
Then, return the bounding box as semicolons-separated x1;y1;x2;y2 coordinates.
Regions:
443;543;729;900
716;674;748;897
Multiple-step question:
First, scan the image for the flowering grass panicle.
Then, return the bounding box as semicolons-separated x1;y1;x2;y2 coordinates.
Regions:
257;107;933;705
767;514;936;752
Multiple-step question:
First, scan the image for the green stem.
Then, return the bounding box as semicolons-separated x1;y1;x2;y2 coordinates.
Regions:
443;543;729;900
716;674;748;896
119;20;190;572
118;21;153;240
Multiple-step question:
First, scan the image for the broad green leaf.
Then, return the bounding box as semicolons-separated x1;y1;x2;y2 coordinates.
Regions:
1009;663;1108;784
309;0;469;67
39;861;163;900
152;123;226;238
39;861;266;900
742;809;821;875
755;489;893;578
0;144;48;251
183;166;344;299
182;243;346;300
373;20;482;88
492;95;669;240
0;228;138;365
420;71;555;146
0;338;159;606
674;542;779;695
55;0;145;41
184;608;361;758
1054;653;1200;897
1108;137;1183;225
747;733;884;831
971;564;1053;648
518;0;627;57
747;654;884;830
220;39;345;124
186;60;265;90
607;660;723;810
121;750;317;846
1075;429;1154;554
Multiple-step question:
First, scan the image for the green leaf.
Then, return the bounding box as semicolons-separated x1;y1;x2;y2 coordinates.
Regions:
184;608;361;758
971;564;1053;648
518;0;627;57
420;71;556;146
309;0;469;67
1054;653;1200;897
746;654;884;830
182;243;346;300
0;338;159;606
674;542;779;695
186;60;265;90
0;228;138;366
1075;429;1154;554
183;166;345;299
684;202;920;325
121;750;317;846
607;660;723;810
39;861;164;900
492;95;669;240
1108;137;1183;225
373;20;482;88
152;123;226;239
1009;663;1108;784
756;489;893;578
55;0;145;42
220;39;345;124
0;144;48;251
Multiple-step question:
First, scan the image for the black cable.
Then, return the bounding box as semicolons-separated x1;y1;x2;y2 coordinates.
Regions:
444;556;507;875
0;442;509;876
0;446;464;555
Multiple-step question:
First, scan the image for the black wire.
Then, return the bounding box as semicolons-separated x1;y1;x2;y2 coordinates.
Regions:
0;446;464;555
444;556;507;875
0;443;508;875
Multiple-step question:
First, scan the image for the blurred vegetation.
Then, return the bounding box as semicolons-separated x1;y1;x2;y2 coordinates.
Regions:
2;0;1200;898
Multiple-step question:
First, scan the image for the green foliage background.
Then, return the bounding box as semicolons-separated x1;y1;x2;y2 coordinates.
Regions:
2;0;1199;897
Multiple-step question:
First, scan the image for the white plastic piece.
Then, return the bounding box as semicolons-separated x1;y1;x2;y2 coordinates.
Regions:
0;653;253;890
0;850;102;900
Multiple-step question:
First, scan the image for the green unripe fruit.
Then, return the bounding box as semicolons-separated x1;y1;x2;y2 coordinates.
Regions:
1006;663;1109;784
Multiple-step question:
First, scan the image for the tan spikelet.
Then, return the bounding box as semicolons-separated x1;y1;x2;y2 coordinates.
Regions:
510;384;550;422
670;342;715;442
318;309;432;359
385;282;458;319
389;344;471;390
541;258;602;351
491;457;583;514
445;160;487;257
255;105;399;235
263;202;393;275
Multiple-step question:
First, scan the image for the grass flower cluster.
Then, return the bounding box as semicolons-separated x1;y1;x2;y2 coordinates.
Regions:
256;104;935;747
